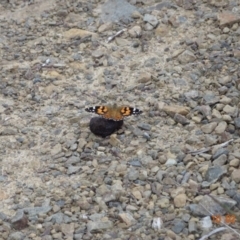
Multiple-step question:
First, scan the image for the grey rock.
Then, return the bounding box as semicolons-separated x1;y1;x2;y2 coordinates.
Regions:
49;212;70;224
139;155;153;166
42;236;53;240
171;219;186;234
143;14;159;28
65;156;81;165
70;143;78;151
156;170;166;182
184;90;199;99
0;212;7;220
23;206;52;216
223;105;237;116
128;168;139;181
204;166;227;182
178;50;196;64
101;0;136;23
188;195;236;217
201;122;217;134
67;165;81;175
215;121;227;134
196;105;212;117
233;192;240;208
204;135;218;146
0;127;18;135
74;234;84;240
234;117;240;128
174;113;190;125
212;154;227;166
203;92;220;105
188;219;197;233
87;220;113;233
89;213;105;221
212;148;229;159
127;158;142;167
182;213;191;222
8;232;25;240
137;123;151;131
165;158;177;166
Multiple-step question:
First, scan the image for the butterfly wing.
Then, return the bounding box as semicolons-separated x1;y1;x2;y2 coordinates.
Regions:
85;106;108;116
120;107;142;116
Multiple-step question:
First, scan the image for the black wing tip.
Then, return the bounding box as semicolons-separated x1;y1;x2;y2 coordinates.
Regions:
85;107;94;112
133;108;143;115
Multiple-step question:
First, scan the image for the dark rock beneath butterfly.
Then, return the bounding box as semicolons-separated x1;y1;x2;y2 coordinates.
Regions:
89;117;123;137
11;210;28;230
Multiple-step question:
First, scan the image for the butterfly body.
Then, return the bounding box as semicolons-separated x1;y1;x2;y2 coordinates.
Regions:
85;104;142;121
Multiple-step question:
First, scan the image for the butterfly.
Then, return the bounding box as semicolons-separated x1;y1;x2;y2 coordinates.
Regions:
85;104;142;121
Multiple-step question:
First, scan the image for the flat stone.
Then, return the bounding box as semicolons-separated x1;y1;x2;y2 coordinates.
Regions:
178;50;196;64
8;232;25;240
203;92;220;105
118;212;136;226
67;165;81;175
51;143;62;156
63;28;98;39
162;105;190;116
87;220;113;233
215;121;227;134
212;148;229;159
188;219;197;233
98;22;113;33
231;169;240;183
201;122;217;134
188;195;236;216
101;0;136;23
234;117;240;128
137;72;152;83
174;113;190;125
128;168;139;181
23;206;52;216
223;105;237;116
197;105;212;117
204;166;227;183
165;158;177;166
0;127;18;135
171;219;186;234
218;11;240;27
212;154;227;166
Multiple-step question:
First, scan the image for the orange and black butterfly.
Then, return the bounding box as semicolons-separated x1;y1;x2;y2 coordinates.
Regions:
85;104;142;121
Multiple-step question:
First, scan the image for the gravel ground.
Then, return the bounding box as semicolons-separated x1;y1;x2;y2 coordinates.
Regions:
1;0;240;239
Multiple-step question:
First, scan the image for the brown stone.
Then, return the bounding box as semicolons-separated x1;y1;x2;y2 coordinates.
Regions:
218;11;240;27
162;105;190;116
63;28;98;39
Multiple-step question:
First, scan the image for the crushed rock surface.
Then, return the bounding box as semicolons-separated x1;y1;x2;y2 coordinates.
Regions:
1;0;240;239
